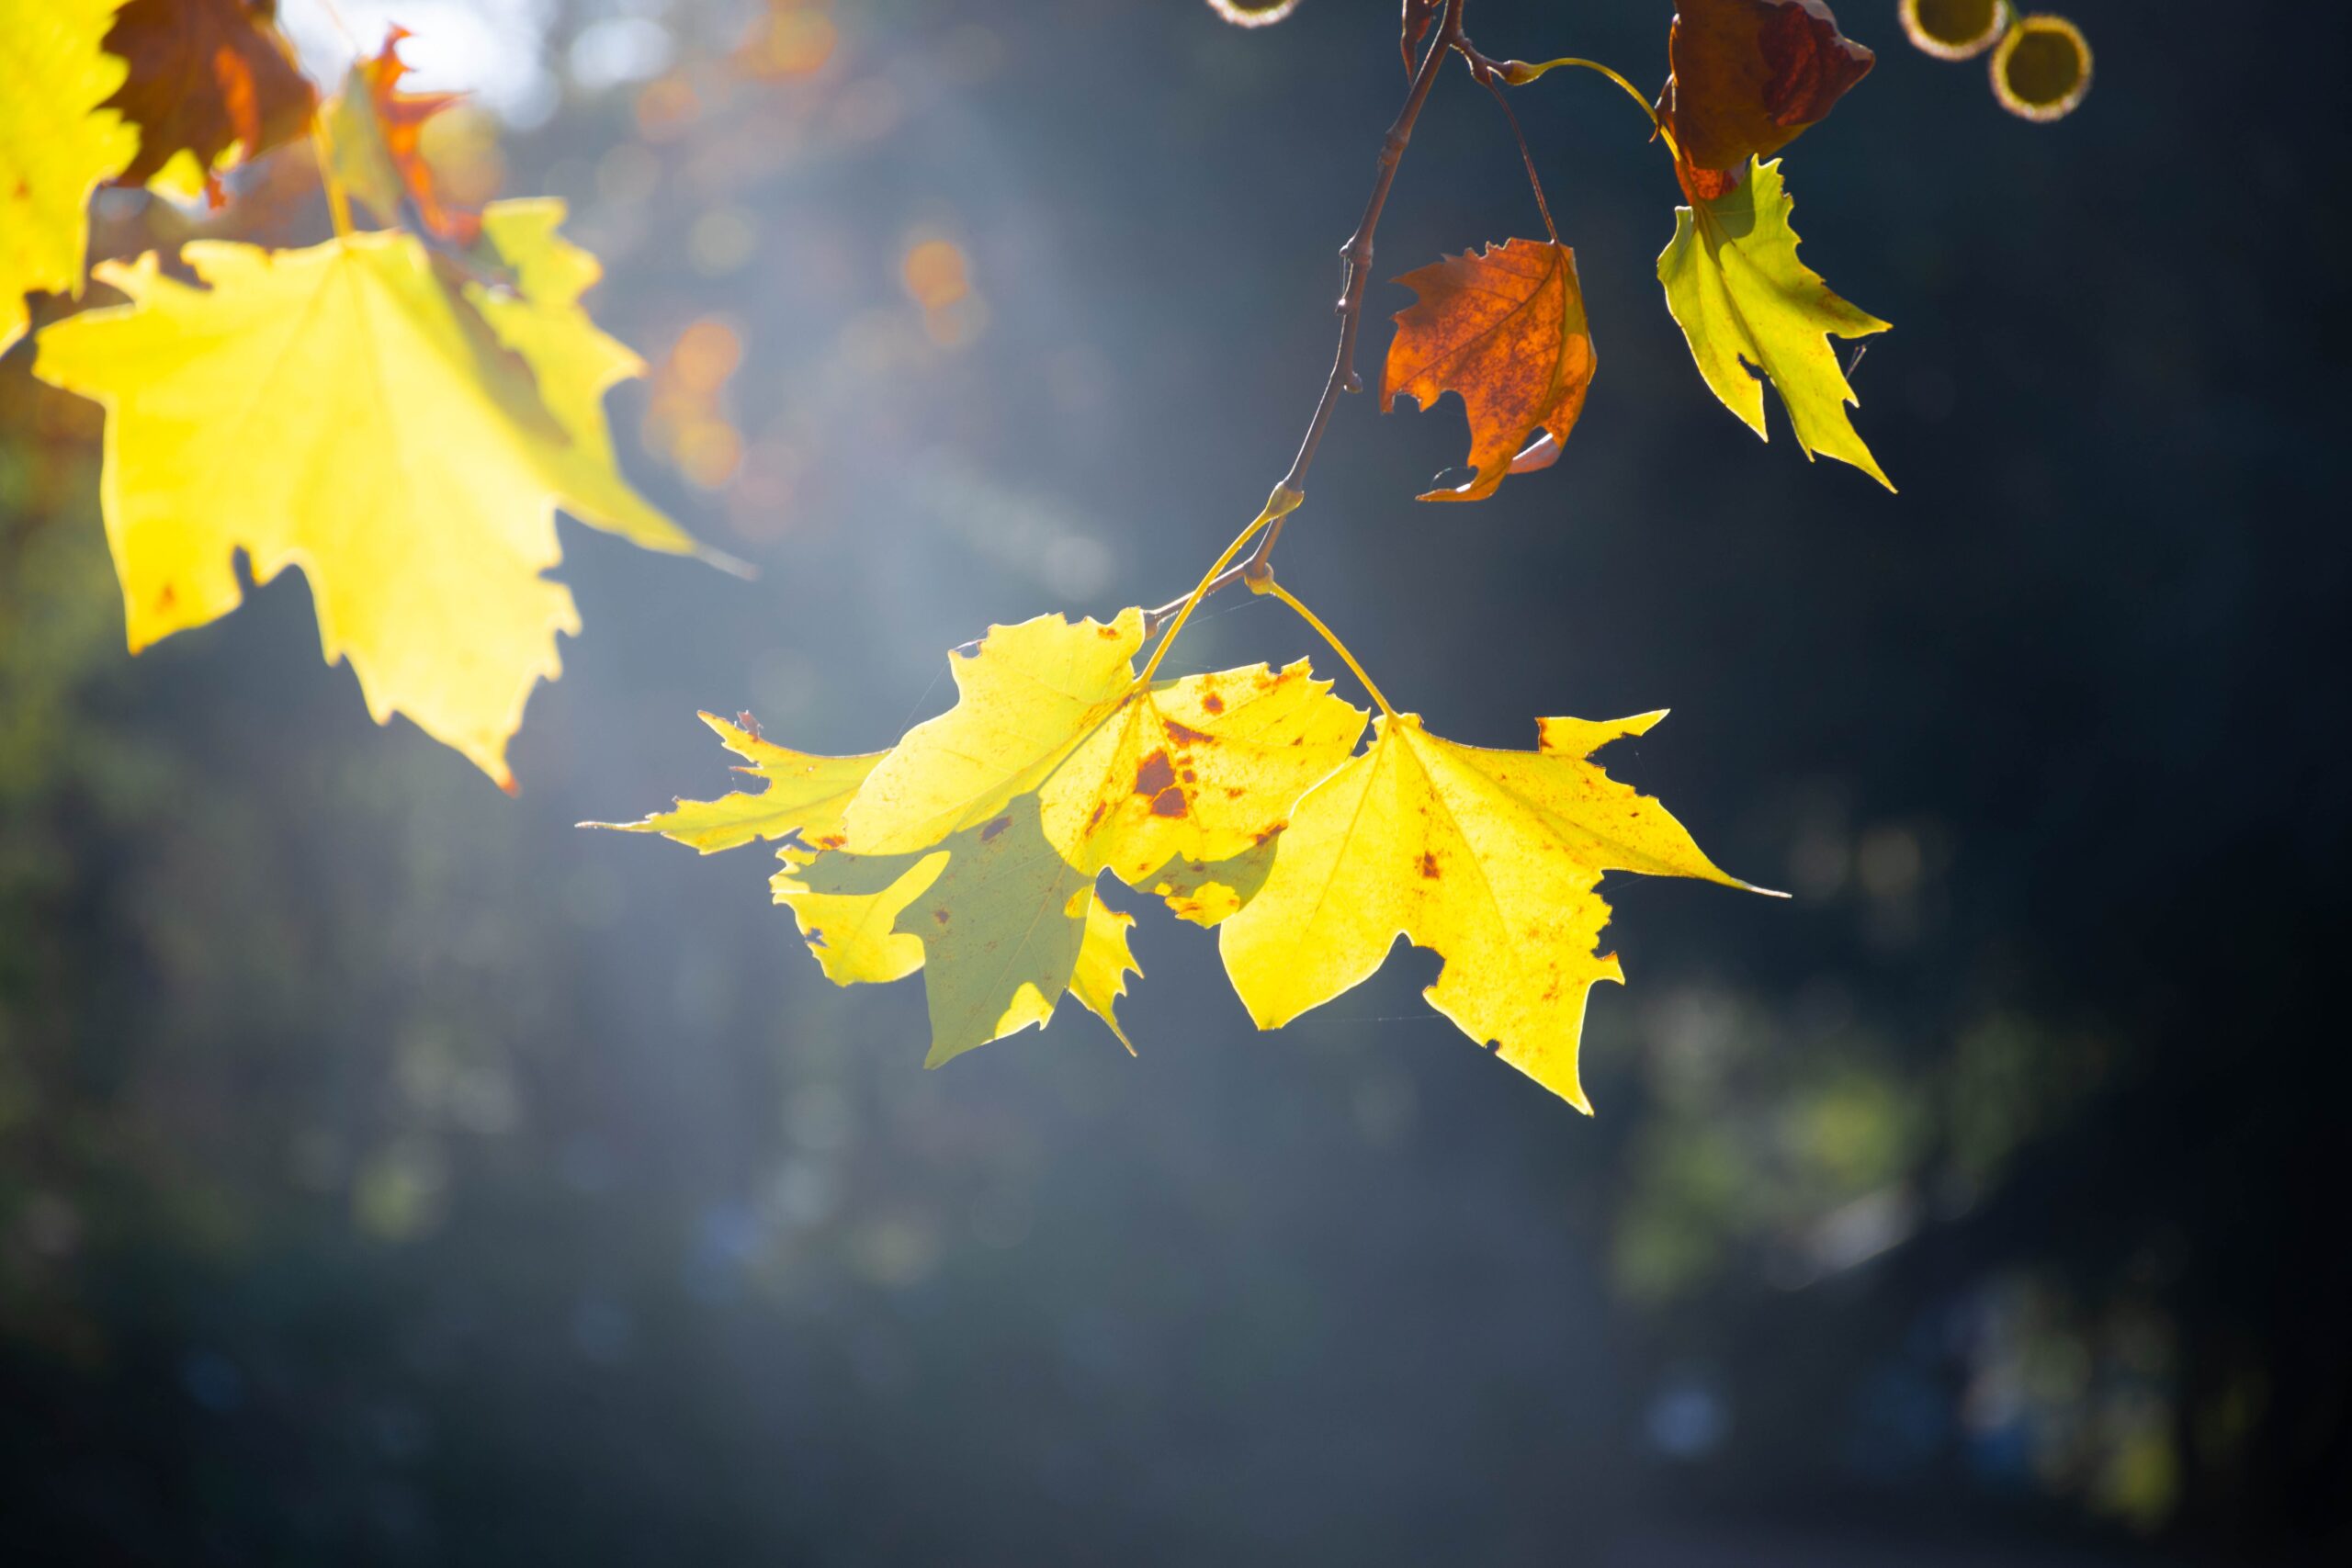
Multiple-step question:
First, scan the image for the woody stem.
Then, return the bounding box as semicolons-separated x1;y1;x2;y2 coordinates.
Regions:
1142;0;1466;638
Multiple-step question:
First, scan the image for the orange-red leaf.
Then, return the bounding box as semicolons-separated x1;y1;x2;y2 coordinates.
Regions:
103;0;315;190
339;28;482;244
1661;0;1872;190
1380;240;1596;503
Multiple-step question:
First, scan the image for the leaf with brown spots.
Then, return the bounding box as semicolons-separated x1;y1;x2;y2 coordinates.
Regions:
326;27;486;244
1380;239;1596;502
1220;711;1772;1111
103;0;315;193
1659;0;1873;197
839;610;1364;888
595;611;1357;1065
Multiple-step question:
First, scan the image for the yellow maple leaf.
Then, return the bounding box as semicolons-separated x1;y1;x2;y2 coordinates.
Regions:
1145;835;1281;927
1219;710;1771;1111
841;609;1366;886
32;198;711;787
598;600;1356;1064
1069;894;1143;1053
1658;156;1893;489
769;797;1139;1062
0;0;138;355
584;711;882;854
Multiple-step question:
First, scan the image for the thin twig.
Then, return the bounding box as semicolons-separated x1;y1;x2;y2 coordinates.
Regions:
1472;59;1556;243
1142;0;1464;639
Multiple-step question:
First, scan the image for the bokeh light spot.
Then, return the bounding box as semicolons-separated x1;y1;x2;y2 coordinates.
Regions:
1993;16;2093;122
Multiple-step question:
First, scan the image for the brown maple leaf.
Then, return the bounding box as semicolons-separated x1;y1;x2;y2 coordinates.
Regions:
1659;0;1872;197
1380;240;1596;503
104;0;316;193
333;28;484;245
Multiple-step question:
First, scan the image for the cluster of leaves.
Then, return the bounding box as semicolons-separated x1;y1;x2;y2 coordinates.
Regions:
1;0;726;788
594;598;1758;1111
2;1;2090;1111
604;0;2070;1109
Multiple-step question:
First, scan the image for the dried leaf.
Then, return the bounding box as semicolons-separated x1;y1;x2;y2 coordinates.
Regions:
1220;712;1765;1111
1657;156;1891;487
32;200;705;786
1381;239;1596;502
0;0;139;354
327;27;484;243
1661;0;1872;187
102;0;314;190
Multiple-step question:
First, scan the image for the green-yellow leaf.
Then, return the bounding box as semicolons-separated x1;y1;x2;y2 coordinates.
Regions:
841;610;1365;887
1069;893;1142;1054
1145;835;1281;927
772;842;938;988
0;0;137;355
585;711;882;854
773;797;1132;1064
31;200;707;788
1658;156;1893;489
1219;711;1768;1111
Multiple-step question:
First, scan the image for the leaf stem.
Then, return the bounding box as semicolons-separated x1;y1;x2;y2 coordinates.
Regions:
1472;62;1556;243
1262;580;1396;719
1493;54;1679;160
310;119;356;239
1135;493;1287;684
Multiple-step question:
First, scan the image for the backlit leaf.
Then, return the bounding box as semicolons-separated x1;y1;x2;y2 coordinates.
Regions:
840;610;1365;887
584;711;883;854
327;27;484;243
32;200;706;787
607;610;1360;1064
782;798;1103;1065
1146;835;1281;927
0;0;138;355
1657;156;1892;488
1220;711;1765;1111
771;842;937;988
1069;894;1143;1054
1660;0;1872;195
1381;239;1597;502
102;0;315;192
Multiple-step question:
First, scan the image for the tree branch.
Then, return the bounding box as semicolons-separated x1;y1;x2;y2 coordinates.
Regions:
1144;0;1465;639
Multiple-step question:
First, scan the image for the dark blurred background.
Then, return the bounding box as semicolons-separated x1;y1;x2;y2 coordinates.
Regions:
3;1;2346;1562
